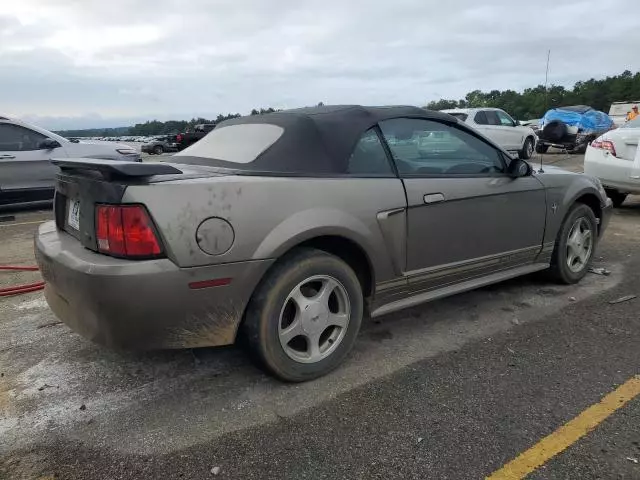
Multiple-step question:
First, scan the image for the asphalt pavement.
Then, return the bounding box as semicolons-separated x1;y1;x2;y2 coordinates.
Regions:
1;153;639;479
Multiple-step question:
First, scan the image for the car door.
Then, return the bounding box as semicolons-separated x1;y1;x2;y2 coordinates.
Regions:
495;110;523;150
0;123;65;193
472;110;501;145
378;117;546;293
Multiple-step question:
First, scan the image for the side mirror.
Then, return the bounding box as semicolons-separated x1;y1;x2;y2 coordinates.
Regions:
38;138;61;150
507;158;532;178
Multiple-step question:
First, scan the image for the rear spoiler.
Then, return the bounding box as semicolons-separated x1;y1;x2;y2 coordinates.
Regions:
52;158;182;179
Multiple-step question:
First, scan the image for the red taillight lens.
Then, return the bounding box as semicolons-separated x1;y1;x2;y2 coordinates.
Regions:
176;134;182;142
591;139;616;156
95;205;162;258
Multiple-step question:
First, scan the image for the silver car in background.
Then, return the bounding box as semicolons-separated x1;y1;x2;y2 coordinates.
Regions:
35;106;612;381
0;115;140;206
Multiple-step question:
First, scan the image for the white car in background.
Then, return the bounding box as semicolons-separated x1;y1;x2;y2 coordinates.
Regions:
584;116;640;207
0;115;140;206
441;108;537;159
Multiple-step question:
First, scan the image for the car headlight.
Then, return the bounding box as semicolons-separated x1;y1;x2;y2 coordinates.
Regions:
116;148;138;155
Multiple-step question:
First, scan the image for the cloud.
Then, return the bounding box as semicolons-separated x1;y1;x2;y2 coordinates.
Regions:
1;0;638;129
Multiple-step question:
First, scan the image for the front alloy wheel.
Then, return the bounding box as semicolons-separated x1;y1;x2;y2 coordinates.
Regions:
566;217;593;273
549;203;598;284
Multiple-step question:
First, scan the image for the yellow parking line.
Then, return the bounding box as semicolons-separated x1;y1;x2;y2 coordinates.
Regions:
487;375;640;479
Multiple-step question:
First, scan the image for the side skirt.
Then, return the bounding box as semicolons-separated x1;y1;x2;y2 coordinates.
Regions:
370;262;549;318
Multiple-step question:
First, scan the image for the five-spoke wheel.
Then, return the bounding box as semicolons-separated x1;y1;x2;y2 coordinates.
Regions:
550;203;598;284
243;248;363;382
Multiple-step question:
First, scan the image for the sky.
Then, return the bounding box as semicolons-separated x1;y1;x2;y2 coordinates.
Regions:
1;0;638;130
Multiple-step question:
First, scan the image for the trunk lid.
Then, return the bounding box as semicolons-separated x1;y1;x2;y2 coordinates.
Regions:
52;159;227;252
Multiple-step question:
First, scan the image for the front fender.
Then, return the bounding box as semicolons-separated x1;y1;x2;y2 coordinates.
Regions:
542;178;604;245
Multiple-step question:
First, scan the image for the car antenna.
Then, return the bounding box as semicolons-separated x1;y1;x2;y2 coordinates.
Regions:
538;49;551;174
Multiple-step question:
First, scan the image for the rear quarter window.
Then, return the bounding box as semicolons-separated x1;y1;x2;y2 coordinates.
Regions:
176;124;284;163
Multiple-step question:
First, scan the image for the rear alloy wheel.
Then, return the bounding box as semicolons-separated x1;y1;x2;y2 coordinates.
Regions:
605;188;627;208
278;275;350;364
153;145;164;155
519;137;534;160
243;248;363;382
549;204;597;284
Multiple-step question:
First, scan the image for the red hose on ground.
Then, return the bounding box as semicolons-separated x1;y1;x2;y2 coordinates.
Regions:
0;265;45;297
0;265;40;271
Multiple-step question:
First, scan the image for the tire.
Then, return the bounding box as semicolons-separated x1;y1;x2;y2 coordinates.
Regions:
549;203;598;284
535;143;549;154
605;189;627;208
153;145;164;155
541;120;567;143
519;137;535;160
242;248;364;382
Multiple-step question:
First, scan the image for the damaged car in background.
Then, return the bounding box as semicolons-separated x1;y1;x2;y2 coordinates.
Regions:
35;105;612;381
535;105;614;154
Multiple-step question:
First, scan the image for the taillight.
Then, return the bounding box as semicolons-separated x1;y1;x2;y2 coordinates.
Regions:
176;134;183;142
95;205;163;258
591;139;617;156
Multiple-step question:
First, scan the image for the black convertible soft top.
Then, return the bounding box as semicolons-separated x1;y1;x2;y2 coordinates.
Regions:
175;105;459;175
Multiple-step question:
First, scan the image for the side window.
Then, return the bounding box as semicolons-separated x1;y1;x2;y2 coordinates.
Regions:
346;128;393;176
496;111;515;126
484;111;501;126
474;111;488;125
0;124;47;152
379;118;505;176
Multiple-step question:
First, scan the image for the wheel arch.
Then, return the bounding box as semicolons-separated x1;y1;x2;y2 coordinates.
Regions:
235;233;376;344
574;192;603;232
255;232;375;299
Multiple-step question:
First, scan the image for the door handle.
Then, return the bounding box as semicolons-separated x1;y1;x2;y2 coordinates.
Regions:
0;154;16;159
424;193;445;204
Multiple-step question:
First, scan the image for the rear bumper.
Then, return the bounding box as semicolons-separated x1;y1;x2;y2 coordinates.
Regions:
34;221;273;350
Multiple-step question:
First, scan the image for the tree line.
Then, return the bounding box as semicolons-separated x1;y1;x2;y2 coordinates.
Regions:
424;70;640;120
56;71;640;137
56;108;279;138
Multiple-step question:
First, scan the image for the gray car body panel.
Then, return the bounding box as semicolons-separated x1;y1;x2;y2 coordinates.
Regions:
124;176;405;284
34;106;613;350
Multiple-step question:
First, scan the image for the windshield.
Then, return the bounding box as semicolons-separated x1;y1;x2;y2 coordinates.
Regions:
622;116;640;128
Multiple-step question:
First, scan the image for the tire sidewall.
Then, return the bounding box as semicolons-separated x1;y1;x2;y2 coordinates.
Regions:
553;204;598;283
520;137;534;160
248;251;363;381
154;145;163;155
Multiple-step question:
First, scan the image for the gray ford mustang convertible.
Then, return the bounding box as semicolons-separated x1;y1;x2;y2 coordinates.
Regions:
35;105;612;381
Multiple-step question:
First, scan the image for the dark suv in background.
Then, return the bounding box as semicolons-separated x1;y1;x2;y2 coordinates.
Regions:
176;123;216;150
